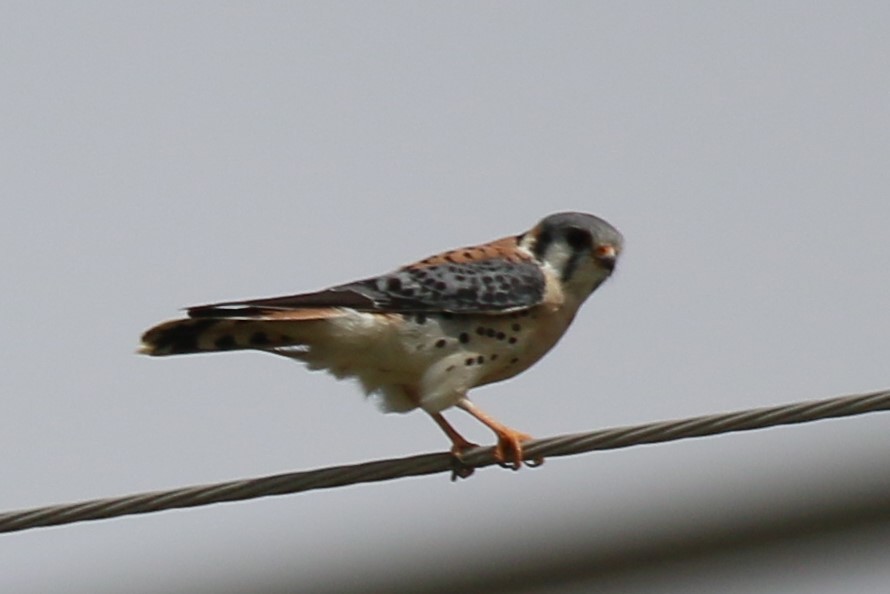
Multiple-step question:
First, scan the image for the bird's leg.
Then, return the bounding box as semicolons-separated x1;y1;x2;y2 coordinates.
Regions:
428;412;478;480
407;386;477;457
429;411;479;455
456;398;542;470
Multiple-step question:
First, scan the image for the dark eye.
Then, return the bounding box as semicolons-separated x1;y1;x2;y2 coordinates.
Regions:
565;227;591;250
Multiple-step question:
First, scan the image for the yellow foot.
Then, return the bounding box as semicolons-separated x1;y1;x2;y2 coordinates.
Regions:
428;410;481;479
448;438;480;481
454;398;544;470
493;429;544;470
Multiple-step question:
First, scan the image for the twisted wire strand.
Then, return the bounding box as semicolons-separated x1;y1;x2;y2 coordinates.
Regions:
1;388;888;534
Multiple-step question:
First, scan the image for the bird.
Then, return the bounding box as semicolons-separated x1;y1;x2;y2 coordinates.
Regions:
140;212;623;470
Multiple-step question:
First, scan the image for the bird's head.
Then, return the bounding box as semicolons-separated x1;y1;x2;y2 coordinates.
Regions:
520;212;623;301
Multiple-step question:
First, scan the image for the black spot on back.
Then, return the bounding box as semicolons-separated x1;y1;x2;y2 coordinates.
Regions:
250;331;270;346
345;258;545;313
214;334;237;350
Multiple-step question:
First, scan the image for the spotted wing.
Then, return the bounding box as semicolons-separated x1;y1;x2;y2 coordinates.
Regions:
188;238;546;318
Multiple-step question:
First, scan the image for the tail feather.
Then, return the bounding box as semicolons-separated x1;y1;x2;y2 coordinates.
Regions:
139;317;312;356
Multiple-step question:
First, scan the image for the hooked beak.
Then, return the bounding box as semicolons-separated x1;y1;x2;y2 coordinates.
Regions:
593;244;618;271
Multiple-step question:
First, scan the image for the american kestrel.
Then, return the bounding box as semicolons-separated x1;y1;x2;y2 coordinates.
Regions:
140;212;623;469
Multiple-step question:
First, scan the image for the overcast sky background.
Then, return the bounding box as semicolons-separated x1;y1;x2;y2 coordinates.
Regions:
2;3;889;592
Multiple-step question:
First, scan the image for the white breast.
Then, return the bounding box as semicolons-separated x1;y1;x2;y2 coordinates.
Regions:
273;291;587;415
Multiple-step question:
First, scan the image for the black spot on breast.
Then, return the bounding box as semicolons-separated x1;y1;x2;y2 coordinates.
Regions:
476;326;486;336
490;353;499;360
435;339;447;348
386;277;402;292
508;337;517;344
250;331;269;346
435;281;447;291
415;313;427;325
485;328;496;338
476;355;484;364
465;358;475;366
214;334;236;350
511;323;521;332
510;357;519;364
458;332;470;344
496;332;506;340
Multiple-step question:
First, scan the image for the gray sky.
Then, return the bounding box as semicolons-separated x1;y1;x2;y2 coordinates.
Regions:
2;3;889;592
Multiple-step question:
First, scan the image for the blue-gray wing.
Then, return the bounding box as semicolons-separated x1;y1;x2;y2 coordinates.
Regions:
187;257;546;318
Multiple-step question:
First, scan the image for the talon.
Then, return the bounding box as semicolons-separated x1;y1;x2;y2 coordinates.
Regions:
449;452;476;481
428;411;480;480
448;439;480;481
456;398;544;470
493;429;534;470
525;456;545;468
450;438;480;458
